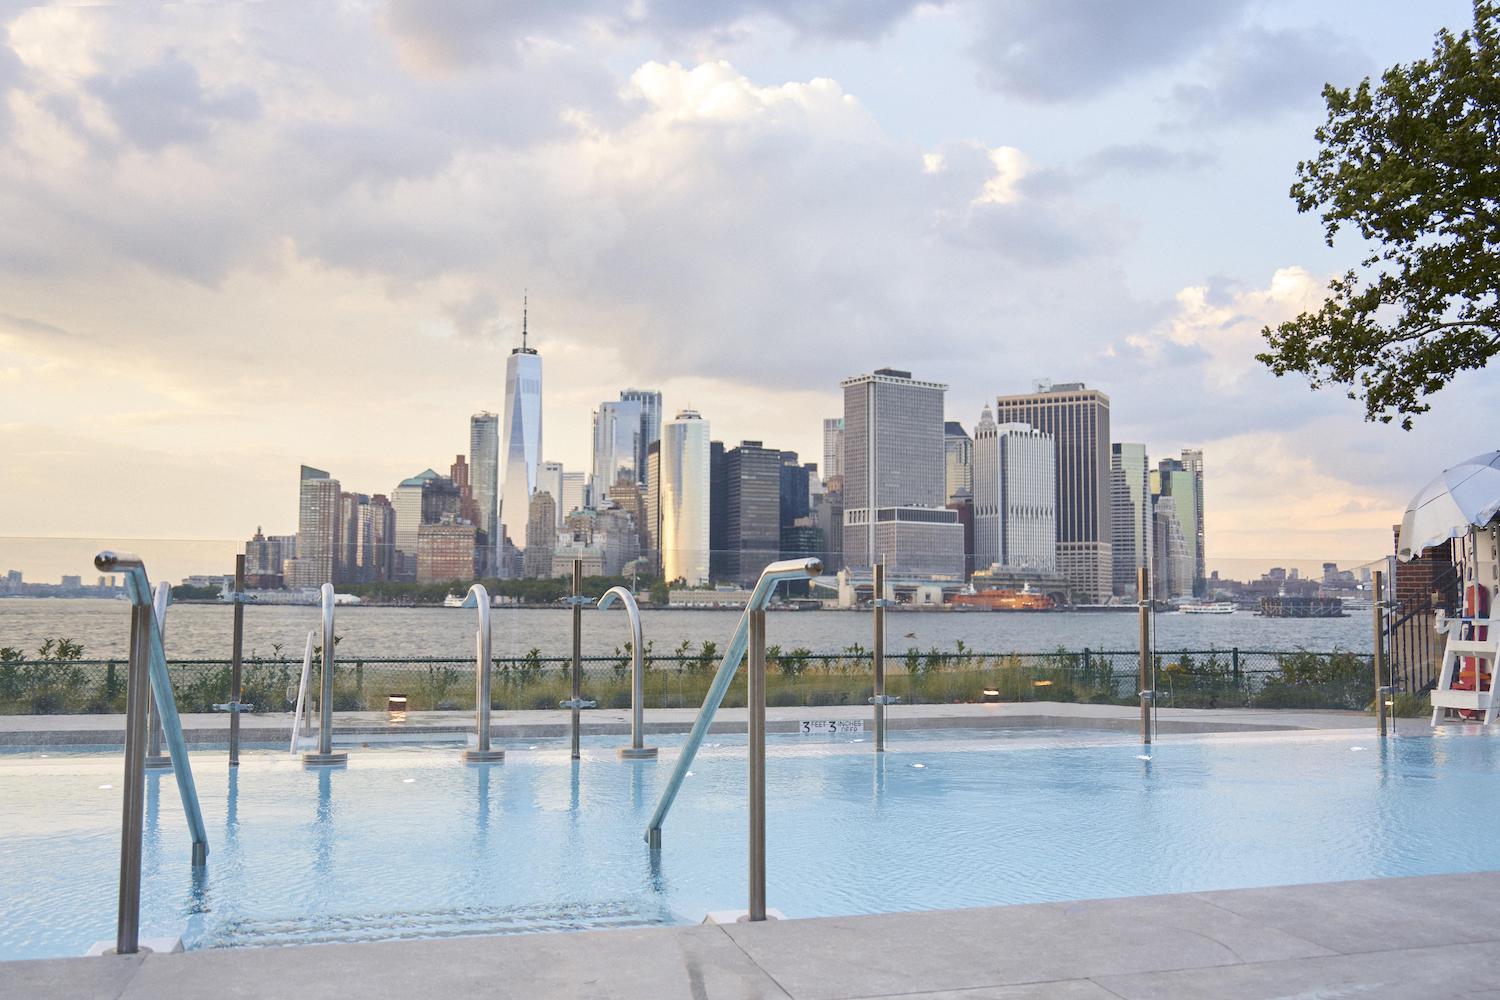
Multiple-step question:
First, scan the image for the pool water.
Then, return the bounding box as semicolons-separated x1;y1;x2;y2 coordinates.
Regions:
2;728;1497;961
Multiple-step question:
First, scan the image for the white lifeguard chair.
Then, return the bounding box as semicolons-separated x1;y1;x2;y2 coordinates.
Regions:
1430;523;1500;725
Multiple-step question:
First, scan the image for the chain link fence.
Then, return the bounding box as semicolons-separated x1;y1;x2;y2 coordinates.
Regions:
0;647;1384;716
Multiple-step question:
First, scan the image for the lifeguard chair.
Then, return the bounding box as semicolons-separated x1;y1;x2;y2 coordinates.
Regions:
1431;524;1500;725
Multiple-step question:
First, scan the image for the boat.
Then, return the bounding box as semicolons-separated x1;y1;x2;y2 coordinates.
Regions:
442;593;465;608
1180;602;1237;615
949;587;1055;611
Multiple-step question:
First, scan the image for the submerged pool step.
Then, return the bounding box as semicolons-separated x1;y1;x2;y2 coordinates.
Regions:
202;899;672;950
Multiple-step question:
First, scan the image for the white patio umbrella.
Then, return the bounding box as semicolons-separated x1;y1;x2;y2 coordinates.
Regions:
1397;451;1500;561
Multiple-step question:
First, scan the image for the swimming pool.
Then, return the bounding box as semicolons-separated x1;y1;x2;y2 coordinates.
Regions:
2;728;1496;961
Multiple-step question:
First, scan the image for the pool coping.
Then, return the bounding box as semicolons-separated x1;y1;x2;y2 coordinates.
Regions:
0;701;1391;747
5;871;1497;999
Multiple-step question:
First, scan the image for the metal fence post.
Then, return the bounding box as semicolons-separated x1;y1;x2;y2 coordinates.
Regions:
116;603;150;954
571;559;583;760
748;607;767;922
1138;566;1152;745
1374;568;1389;738
873;562;886;752
229;554;245;767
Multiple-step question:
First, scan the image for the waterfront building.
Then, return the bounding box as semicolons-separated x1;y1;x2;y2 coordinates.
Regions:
946;490;975;577
285;465;341;588
723;441;783;586
594;507;641;576
592;399;643;498
840;368;964;578
822;417;844;481
338;493;395;584
645;440;662;569
244;527;293;588
390;469;439;581
620;389;663;484
1152;494;1192;599
1154;456;1202;596
521;492;558;579
779;452;814;528
1111;443;1153;599
973;408;1057;574
551;535;605;578
1181;448;1206;594
450;455;477;526
607;477;649;550
416;519;477;584
499;297;542;555
710;440;727;581
537;461;564;528
661;409;711;585
814;487;843;573
992;382;1112;604
944;421;973;503
469;411;499;548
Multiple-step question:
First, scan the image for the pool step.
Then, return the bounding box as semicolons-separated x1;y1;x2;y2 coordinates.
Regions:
202;899;672;950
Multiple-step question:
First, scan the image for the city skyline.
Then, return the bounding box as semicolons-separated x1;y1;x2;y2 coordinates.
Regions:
2;1;1491;583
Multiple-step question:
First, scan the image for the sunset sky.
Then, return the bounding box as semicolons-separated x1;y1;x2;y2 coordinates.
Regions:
1;0;1493;582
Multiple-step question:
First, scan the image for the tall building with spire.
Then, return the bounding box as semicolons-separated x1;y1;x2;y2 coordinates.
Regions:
498;295;543;560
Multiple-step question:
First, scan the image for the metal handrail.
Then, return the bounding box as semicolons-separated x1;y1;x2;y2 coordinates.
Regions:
301;583;347;766
290;629;315;755
143;583;172;770
461;584;504;762
599;586;656;760
645;557;822;847
94;551;208;955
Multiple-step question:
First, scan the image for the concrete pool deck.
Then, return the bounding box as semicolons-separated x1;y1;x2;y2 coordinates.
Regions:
6;871;1497;999
0;700;1415;746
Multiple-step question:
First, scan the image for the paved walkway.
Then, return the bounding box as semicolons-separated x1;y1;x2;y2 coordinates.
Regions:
0;701;1401;745
6;872;1496;999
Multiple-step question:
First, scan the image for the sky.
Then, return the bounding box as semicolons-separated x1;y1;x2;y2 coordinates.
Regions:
0;0;1493;583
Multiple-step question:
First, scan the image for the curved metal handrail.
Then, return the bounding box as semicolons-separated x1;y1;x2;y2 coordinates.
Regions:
290;629;315;754
599;586;655;759
301;583;347;765
645;557;822;847
93;552;209;869
460;584;504;762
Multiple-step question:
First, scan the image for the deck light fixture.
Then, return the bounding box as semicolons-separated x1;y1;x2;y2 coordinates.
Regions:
387;694;408;722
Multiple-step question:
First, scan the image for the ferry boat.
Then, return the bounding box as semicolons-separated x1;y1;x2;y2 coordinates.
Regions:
442;592;465;608
1180;601;1237;615
949;586;1055;611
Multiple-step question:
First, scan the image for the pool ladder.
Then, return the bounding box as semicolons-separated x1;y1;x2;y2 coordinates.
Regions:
93;552;210;956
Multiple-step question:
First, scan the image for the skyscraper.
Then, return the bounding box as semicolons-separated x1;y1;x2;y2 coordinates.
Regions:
973;407;1056;573
469;411;499;545
723;441;783;585
1111;443;1153;599
840;368;964;577
522;492;558;578
592;399;643;497
499;297;542;555
536;461;564;528
993;382;1113;603
391;468;441;582
1154;456;1203;597
559;471;587;523
620;389;663;484
1181;448;1206;593
944;421;973;503
822;417;844;483
1152;494;1192;599
286;465;341;587
661;409;711;585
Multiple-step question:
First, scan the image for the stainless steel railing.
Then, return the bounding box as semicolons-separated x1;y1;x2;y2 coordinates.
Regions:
301;583;347;766
644;557;822;848
461;583;505;762
599;586;656;760
290;629;315;755
94;551;210;955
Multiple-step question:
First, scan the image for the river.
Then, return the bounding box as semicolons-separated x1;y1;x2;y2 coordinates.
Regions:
0;599;1372;661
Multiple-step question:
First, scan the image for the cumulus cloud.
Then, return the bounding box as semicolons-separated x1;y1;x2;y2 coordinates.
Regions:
1079;142;1217;177
1171;26;1369;125
969;0;1250;101
85;52;259;150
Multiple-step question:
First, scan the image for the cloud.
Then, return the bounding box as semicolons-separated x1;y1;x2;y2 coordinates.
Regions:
969;0;1250;101
85;51;259;150
1079;142;1217;177
1171;26;1369;125
380;0;939;74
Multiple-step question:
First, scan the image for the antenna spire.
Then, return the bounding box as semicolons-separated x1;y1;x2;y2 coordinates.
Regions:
522;290;528;351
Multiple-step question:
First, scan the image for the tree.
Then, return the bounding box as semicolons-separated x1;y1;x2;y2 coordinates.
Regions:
1258;1;1499;428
